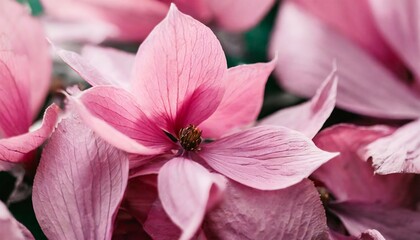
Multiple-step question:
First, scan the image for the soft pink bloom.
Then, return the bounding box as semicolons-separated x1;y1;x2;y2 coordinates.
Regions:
41;0;276;43
59;5;337;238
312;124;420;239
270;0;420;174
0;0;59;170
0;200;34;240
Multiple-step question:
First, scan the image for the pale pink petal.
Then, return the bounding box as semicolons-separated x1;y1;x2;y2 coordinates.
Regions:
203;179;329;239
208;0;276;32
199;126;338;190
0;200;34;240
313;124;415;207
0;104;59;163
200;59;276;138
158;157;226;240
270;2;420;119
71;86;173;154
331;202;420;239
0;0;51;117
32;114;129;240
259;70;337;139
144;200;182;240
172;0;212;23
369;0;420;80
131;5;226;133
363;119;420;174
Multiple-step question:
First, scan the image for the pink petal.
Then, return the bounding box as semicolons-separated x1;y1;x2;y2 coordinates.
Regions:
0;200;34;240
203;179;329;239
313;124;415;207
0;104;59;163
363;119;420;174
32;114;129;240
158;157;226;240
172;0;212;23
70;86;173;155
331;202;420;239
359;230;385;240
0;0;51;117
131;4;226;133
200;59;276;138
207;0;276;32
199;126;338;190
270;1;420;119
112;209;149;240
259;69;337;139
369;0;420;80
144;200;182;240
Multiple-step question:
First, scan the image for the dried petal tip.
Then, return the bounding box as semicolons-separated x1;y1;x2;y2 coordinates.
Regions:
179;125;202;151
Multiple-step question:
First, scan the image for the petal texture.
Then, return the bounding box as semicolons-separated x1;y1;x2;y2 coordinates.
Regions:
363;119;420;174
0;200;34;240
158;157;226;240
203;179;329;240
131;5;226;133
259;70;337;139
200;126;338;190
32;114;129;240
201;59;276;138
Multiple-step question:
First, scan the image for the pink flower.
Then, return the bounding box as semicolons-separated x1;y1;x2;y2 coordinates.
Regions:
270;0;420;174
0;0;59;170
41;0;276;42
58;5;337;239
0;200;34;240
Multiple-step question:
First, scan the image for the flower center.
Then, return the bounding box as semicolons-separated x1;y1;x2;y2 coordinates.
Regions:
179;124;202;151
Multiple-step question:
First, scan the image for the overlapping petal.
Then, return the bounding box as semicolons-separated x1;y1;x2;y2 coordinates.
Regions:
259;70;337;139
33;114;129;240
158;157;226;240
131;5;226;133
199;126;338;190
0;201;34;240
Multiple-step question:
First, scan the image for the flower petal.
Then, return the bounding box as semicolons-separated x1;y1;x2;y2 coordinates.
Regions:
270;1;420;119
207;0;276;32
0;104;59;163
158;157;226;240
131;4;226;133
201;59;276;138
259;69;337;139
0;200;34;240
330;202;420;239
144;200;182;240
203;179;329;239
199;126;338;190
359;230;385;240
71;86;173;155
363;119;420;174
32;114;129;240
313;124;415;207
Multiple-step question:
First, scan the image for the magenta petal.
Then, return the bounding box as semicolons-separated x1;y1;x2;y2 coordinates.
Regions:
200;59;276;138
330;202;420;239
203;179;329;239
200;126;338;190
131;5;226;132
270;1;420;119
363;119;420;174
158;157;226;240
259;69;337;139
313;124;414;207
144;200;182;240
32;114;129;240
0;104;59;163
71;86;173;154
359;230;385;240
0;201;34;240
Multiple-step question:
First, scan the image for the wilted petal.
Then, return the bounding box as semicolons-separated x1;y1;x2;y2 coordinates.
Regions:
203;179;329;239
131;5;226;133
0;200;34;240
72;86;173;154
259;70;337;139
199;126;338;190
363;119;420;174
207;0;275;32
313;124;415;207
0;104;59;163
158;157;226;240
201;59;276;138
330;202;420;239
32;114;129;240
270;1;420;119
